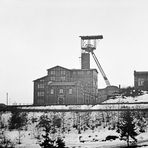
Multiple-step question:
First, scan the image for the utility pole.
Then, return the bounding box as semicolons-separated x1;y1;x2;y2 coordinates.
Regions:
6;92;8;105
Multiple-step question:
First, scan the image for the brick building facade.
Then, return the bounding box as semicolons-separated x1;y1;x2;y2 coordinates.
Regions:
134;71;148;91
33;66;98;105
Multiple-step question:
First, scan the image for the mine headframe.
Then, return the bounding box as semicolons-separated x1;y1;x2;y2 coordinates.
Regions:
80;35;111;86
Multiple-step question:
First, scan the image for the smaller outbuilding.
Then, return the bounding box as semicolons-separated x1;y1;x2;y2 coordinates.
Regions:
98;86;119;103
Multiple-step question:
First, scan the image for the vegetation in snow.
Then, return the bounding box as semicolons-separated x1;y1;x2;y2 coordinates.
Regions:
0;105;148;147
117;110;138;147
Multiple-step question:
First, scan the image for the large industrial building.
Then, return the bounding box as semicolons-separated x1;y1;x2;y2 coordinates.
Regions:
33;66;98;105
33;35;119;105
134;71;148;91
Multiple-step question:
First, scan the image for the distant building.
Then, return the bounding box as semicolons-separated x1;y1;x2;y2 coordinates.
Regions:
98;86;119;103
134;71;148;90
33;66;98;105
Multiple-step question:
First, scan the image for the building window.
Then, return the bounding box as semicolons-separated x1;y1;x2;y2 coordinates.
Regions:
59;89;63;94
37;84;40;88
50;71;55;75
69;88;72;94
40;79;44;82
38;83;44;89
138;78;144;86
61;70;65;75
37;91;44;97
41;92;44;96
50;77;55;81
61;76;65;81
50;89;54;94
58;97;64;104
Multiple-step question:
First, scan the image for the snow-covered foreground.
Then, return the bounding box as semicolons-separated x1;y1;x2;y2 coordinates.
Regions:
1;94;148;147
1;109;148;148
4;127;148;148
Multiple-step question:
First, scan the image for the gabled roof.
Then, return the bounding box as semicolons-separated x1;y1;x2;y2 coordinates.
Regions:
47;65;71;72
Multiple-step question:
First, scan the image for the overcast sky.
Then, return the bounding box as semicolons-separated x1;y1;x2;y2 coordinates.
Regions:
0;0;148;104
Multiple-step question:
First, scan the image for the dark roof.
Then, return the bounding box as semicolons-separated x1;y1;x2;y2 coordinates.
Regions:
79;35;103;40
134;71;148;75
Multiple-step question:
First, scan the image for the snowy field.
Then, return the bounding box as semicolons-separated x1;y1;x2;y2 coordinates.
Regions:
1;93;148;147
4;128;148;148
1;109;148;147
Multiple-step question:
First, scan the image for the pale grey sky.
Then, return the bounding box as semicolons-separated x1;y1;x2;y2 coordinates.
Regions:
0;0;148;104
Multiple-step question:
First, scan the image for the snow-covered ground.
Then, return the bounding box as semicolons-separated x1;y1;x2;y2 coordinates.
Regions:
103;93;148;103
1;93;148;147
1;109;148;148
3;127;148;148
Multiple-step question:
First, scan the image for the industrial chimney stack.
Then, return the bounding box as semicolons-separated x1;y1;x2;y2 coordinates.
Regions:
81;52;90;69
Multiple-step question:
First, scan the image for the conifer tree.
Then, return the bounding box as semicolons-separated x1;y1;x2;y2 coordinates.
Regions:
38;113;65;148
37;114;51;132
9;110;28;144
118;110;138;147
9;110;27;130
39;127;55;148
56;137;65;148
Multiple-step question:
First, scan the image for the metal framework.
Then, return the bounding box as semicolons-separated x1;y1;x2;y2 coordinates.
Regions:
80;35;111;86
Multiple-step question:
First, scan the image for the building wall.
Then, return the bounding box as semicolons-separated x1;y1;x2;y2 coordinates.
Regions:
33;77;47;105
33;66;98;105
134;71;148;90
45;85;77;104
71;69;98;104
47;66;71;82
97;86;119;103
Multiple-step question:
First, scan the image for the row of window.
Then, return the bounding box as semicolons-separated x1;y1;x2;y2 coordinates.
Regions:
40;79;44;82
37;88;73;97
37;92;45;97
72;71;92;75
50;88;72;95
37;77;66;88
50;70;66;75
38;84;44;89
50;76;66;81
50;70;93;76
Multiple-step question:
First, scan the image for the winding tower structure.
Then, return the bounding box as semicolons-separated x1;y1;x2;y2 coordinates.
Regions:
80;35;111;86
